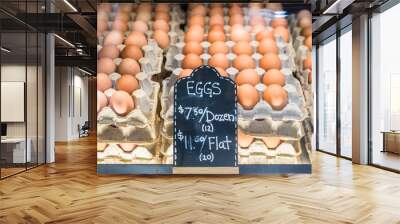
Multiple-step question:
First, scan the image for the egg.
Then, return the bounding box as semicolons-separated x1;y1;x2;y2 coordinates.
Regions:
132;20;148;33
114;12;129;22
121;45;143;61
251;24;265;34
301;26;312;37
209;15;224;26
305;36;312;50
118;4;133;13
208;41;229;55
155;12;170;22
97;20;108;35
153;30;169;49
97;73;112;92
118;58;140;75
271;18;288;28
266;3;282;11
208;30;226;42
98;45;119;59
263;84;288;110
184;26;204;42
190;5;207;17
257;38;278;55
155;4;170;13
97;58;116;74
97;90;108;112
229;14;244;26
209;24;225;32
215;67;228;77
303;55;312;70
136;12;151;22
261;137;281;149
182;53;202;69
232;41;253;55
118;143;137;152
183;41;203;55
260;53;281;70
297;10;312;19
209;7;224;16
116;74;140;94
236;69;260;86
249;14;265;27
274;26;290;42
233;54;256;71
125;31;147;48
229;5;242;16
263;69;285;86
238;129;254;148
237;84;260;110
178;69;193;79
109;90;135;116
231;26;251;42
152;19;169;32
298;17;312;29
256;29;274;42
188;15;205;27
103;31;124;45
208;53;229;69
112;19;128;32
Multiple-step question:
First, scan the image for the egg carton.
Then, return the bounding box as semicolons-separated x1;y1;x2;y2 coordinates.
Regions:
97;140;162;164
159;132;173;164
97;77;160;142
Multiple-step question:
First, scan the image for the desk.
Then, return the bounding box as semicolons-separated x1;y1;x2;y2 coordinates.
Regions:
382;131;400;154
1;138;31;163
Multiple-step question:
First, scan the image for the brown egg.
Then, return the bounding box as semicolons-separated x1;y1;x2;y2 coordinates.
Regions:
271;18;288;28
263;84;288;110
183;41;203;55
209;53;229;69
208;41;229;55
109;90;134;116
125;31;147;48
236;69;260;86
298;17;312;29
155;12;170;22
266;3;283;11
97;58;116;74
131;20;148;33
103;31;124;45
118;143;137;152
114;12;129;22
256;29;274;42
305;36;312;50
257;38;278;55
233;54;256;71
98;45;120;59
231;26;251;42
274;26;290;42
232;41;253;55
249;14;265;27
209;7;224;17
215;67;228;77
209;15;225;26
263;69;285;86
230;14;244;26
260;53;281;70
136;12;151;22
261;137;281;149
251;24;265;34
155;4;170;13
112;20;128;32
297;10;312;19
97;73;112;92
188;15;205;27
116;74;140;94
190;5;207;16
118;58;140;75
301;26;312;37
118;4;133;13
303;55;312;70
182;53;202;69
308;72;312;84
208;30;226;42
238;129;254;148
152;19;169;32
178;69;193;79
121;45;143;61
238;84;260;110
184;26;204;42
153;30;169;49
229;5;242;16
97;90;108;112
209;24;225;32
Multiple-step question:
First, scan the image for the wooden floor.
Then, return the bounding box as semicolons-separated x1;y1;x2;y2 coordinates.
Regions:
1;136;400;224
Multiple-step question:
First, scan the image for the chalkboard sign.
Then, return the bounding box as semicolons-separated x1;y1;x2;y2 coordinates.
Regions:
173;66;237;167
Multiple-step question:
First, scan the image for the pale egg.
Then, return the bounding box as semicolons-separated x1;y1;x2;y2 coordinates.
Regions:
98;45;120;59
97;90;108;112
109;90;135;116
97;73;112;92
132;20;148;33
97;58;116;74
103;30;124;46
125;31;147;48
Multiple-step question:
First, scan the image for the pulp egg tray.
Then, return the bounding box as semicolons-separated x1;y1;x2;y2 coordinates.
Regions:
97;141;161;164
97;80;160;142
238;138;305;165
159;133;173;164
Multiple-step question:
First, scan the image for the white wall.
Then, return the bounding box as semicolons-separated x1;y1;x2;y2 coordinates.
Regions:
54;67;89;141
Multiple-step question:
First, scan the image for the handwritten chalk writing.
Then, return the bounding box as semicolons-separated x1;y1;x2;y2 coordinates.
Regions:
177;106;235;123
186;81;222;98
176;131;233;152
